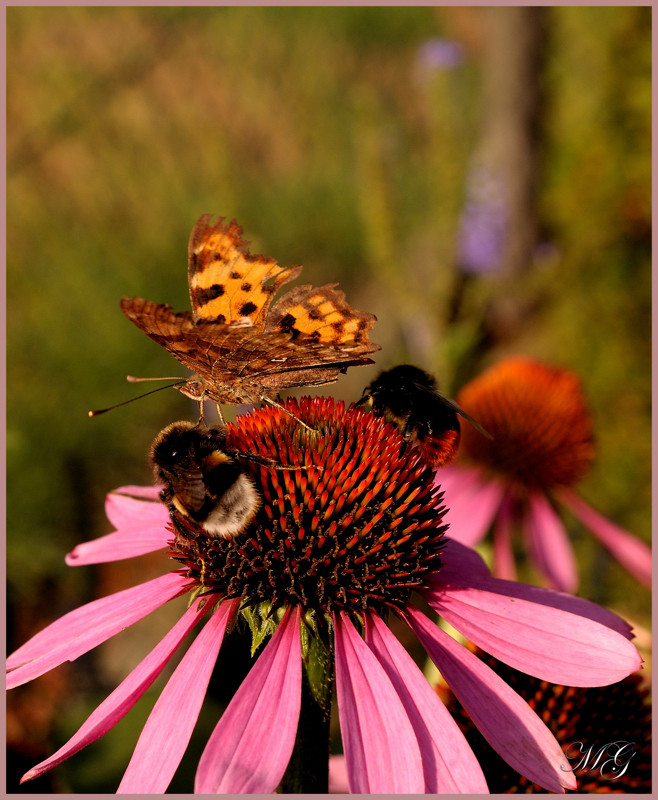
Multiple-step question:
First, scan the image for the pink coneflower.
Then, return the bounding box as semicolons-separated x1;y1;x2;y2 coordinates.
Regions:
440;357;651;593
7;397;641;793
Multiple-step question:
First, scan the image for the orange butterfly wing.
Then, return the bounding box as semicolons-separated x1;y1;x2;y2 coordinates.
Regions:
187;215;302;329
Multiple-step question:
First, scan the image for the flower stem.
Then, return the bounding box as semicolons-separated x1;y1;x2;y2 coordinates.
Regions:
280;631;334;792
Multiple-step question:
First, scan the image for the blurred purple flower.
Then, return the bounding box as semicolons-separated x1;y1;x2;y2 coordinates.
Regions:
457;164;508;274
417;38;465;71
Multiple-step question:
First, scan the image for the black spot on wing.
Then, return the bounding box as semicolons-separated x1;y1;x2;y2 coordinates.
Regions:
278;313;296;331
239;302;258;317
192;284;225;306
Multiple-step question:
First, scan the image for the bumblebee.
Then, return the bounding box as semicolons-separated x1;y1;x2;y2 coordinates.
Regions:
354;364;492;468
150;421;263;539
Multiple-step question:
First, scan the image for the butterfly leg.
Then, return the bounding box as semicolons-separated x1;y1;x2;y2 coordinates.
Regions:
259;395;316;434
215;404;226;426
194;398;208;425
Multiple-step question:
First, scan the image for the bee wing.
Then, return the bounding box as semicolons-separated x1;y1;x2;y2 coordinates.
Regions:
437;394;493;440
405;380;492;440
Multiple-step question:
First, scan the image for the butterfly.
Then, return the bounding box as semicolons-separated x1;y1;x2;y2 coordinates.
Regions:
121;215;380;421
354;364;492;468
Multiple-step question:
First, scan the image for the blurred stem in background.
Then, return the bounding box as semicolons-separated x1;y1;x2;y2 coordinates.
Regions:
451;7;548;389
481;7;544;281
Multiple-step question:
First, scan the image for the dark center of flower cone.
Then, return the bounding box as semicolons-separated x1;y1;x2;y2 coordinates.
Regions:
456;357;596;489
168;397;447;618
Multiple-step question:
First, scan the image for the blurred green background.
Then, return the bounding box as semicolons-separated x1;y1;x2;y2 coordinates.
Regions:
7;6;651;793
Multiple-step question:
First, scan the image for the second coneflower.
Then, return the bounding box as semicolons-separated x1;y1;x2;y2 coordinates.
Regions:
438;645;652;793
439;357;651;592
7;397;642;793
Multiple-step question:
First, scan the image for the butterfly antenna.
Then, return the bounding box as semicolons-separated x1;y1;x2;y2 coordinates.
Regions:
127;375;185;383
88;381;185;417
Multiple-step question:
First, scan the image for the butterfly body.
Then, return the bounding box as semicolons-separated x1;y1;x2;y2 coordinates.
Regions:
355;364;492;468
122;215;379;410
150;421;261;539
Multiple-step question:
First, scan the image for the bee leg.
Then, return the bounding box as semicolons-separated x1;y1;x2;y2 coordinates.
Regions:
350;394;371;411
259;395;317;434
401;415;418;442
237;451;304;471
215;404;226;426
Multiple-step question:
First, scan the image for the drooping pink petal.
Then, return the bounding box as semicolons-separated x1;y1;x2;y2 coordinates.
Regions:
118;598;240;793
365;611;488;793
194;606;302;794
66;526;171;565
333;611;424;793
404;605;576;793
432;538;634;639
21;598;213;783
112;484;163;500
104;489;168;530
7;572;190;687
492;491;516;581
524;491;578;592
423;582;641;686
435;535;491;581
555;487;652;587
441;474;506;546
